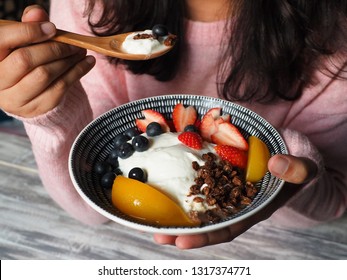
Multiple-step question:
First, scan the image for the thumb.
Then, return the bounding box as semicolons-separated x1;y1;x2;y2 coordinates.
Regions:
268;154;317;184
21;5;50;22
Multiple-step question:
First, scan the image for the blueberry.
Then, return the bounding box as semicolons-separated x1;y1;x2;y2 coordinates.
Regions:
113;134;130;148
184;124;199;133
106;155;119;169
116;142;134;159
100;172;116;189
128;167;147;183
94;161;112;175
106;150;120;168
124;127;140;139
108;149;119;160
132;135;150;152
146;122;163;136
152;24;169;37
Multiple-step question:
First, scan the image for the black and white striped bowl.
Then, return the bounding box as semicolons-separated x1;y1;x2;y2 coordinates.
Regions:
69;95;287;235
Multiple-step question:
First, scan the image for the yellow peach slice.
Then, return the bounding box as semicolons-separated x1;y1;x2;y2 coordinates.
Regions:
111;176;198;227
245;136;270;182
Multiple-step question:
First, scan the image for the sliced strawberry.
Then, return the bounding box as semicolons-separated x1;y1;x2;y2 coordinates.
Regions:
200;107;231;141
219;114;231;123
135;109;170;133
172;103;198;132
200;108;222;141
214;145;248;169
211;122;248;151
206;107;222;119
178;131;203;150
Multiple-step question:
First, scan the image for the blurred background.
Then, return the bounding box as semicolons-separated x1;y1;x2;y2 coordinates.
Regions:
0;0;49;20
0;0;49;135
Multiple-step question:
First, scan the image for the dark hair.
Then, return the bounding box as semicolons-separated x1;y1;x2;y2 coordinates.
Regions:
86;0;347;101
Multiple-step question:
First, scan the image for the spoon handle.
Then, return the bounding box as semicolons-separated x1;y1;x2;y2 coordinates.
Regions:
0;19;173;60
0;19;118;53
53;29;112;52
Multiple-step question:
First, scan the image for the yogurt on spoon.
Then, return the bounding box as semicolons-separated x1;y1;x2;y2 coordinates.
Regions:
121;24;176;55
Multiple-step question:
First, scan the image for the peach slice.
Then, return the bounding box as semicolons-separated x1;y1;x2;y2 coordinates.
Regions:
245;136;270;183
111;176;198;227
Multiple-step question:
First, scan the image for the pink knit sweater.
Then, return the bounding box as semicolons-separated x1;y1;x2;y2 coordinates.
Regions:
18;0;347;226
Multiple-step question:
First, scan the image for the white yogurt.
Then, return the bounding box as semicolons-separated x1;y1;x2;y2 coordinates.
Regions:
121;30;169;55
118;132;216;214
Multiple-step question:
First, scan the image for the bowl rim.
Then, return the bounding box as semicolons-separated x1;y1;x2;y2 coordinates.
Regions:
68;94;287;235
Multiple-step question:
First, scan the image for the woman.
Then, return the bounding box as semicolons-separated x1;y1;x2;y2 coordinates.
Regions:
0;0;346;249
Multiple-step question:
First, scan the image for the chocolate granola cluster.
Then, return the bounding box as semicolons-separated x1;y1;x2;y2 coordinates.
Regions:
189;152;259;225
133;33;177;46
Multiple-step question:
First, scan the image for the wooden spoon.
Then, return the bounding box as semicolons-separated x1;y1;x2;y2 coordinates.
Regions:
0;19;175;60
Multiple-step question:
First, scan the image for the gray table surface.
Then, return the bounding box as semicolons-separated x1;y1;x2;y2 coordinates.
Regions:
0;131;346;260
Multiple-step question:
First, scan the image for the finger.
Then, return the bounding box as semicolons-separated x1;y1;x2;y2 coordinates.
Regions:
6;48;87;101
0;42;82;89
174;234;210;249
8;55;96;118
153;234;177;246
2;51;92;116
154;225;245;250
177;223;253;249
0;21;56;61
268;154;317;184
22;5;49;22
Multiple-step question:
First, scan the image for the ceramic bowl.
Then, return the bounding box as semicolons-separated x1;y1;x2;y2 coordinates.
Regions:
69;95;287;235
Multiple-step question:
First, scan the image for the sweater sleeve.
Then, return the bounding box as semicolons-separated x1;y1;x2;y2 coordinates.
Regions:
270;69;347;227
18;82;109;224
15;0;129;224
10;0;119;225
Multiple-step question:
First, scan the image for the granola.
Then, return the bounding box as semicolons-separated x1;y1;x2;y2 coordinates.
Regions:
189;152;259;225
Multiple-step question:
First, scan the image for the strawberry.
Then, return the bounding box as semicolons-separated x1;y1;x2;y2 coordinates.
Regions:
178;131;203;150
199;107;248;150
200;108;222;141
214;145;248;169
135;109;170;133
211;122;249;151
172;103;198;132
218;114;231;123
200;107;232;141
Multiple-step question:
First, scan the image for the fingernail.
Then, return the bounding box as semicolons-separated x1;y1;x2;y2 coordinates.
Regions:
23;5;42;15
40;22;55;36
272;156;290;176
23;6;32;15
85;56;96;65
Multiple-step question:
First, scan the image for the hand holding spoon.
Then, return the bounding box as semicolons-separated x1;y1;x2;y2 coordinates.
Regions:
0;19;175;60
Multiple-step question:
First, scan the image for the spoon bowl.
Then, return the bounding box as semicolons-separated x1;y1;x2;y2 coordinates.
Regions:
0;19;175;60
